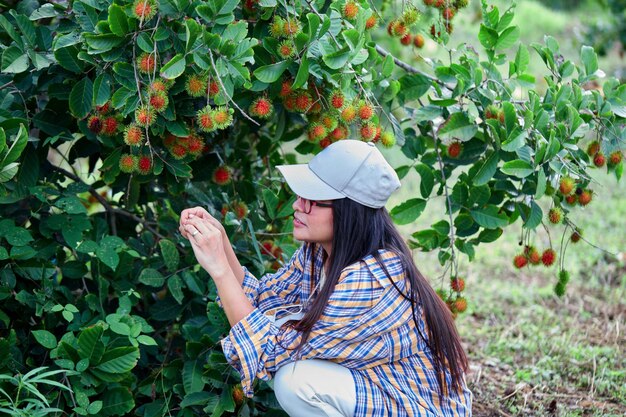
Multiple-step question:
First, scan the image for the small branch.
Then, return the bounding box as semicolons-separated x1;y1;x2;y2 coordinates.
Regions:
431;122;458;277
207;49;260;126
375;45;438;83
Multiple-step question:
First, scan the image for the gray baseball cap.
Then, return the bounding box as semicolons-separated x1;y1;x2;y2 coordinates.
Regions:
276;140;401;209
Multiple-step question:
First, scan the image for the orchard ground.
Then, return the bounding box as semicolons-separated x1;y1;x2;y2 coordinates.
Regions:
384;154;626;415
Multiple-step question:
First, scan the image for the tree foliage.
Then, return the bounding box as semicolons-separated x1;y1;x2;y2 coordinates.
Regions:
0;0;624;414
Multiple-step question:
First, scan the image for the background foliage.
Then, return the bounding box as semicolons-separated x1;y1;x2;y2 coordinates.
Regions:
0;0;624;414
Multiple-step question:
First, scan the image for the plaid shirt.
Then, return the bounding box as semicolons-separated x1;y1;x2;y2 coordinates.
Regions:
219;243;473;416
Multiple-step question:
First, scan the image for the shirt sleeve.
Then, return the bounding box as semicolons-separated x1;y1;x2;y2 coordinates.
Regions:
215;244;306;313
221;256;412;398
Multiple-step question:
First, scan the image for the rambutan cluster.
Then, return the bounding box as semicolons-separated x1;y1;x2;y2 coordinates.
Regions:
387;7;427;48
423;0;467;36
554;269;570;297
163;132;205;160
119;153;153;175
132;0;157;21
196;106;234;132
87;113;121;136
514;245;557;269
268;16;301;38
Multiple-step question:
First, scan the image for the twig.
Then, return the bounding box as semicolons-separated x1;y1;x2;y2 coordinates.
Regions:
207;49;260;126
374;44;438;82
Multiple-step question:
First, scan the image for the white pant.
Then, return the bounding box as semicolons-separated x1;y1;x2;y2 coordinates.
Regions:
273;359;357;417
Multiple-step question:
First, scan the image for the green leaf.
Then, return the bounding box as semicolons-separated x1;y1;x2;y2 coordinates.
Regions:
398;74;431;101
500;159;534;178
55;46;84;73
55;196;88;214
415;164;434;198
253;61;290;83
478;24;498;49
1;46;29;73
93;73;112;106
185;19;200;52
4;227;33;246
514;44;529;74
183;360;205;394
84;34;124;52
523;201;542;229
96;347;139;373
473;150;499;185
390;199;427;225
69;78;94;119
181;392;218;408
160;54;186;79
322;48;351;70
495;26;519;50
168;275;185;304
438;112;478;142
2;124;28;166
137;335;157;346
138;268;165;287
100;387;134;417
32;330;57;349
78;324;105;363
87;401;103;415
501;130;526;152
580;45;597;76
159;239;179;272
470;206;509;229
292;56;309;90
382;54;394;78
108;4;129;37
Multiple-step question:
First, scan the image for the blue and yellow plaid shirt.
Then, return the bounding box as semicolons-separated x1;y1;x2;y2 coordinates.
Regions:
220;243;473;416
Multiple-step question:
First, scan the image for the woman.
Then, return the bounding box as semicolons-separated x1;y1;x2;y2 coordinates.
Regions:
179;140;472;416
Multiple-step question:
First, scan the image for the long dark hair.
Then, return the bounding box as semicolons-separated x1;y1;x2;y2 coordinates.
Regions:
287;197;468;396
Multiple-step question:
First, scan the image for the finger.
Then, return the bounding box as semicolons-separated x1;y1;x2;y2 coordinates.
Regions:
184;224;201;240
188;217;217;236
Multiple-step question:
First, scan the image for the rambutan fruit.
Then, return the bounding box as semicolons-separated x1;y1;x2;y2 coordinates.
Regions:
320;112;339;131
513;254;528;269
402;7;420;25
455;0;469;8
249;97;274;119
170;143;188;159
185;74;207;97
87;115;103;134
424;0;435;6
124;124;144;146
442;7;455;20
186;135;204;156
320;137;332;148
212;166;232;186
357;101;374;120
413;34;425;48
150;79;169;93
307;123;327;142
163;134;177;149
365;15;378;30
454;297;467;313
586;141;600;156
294;91;313;113
341;105;357;123
135;105;156;127
330;90;345;109
570;228;582;243
359;122;377;141
593;152;606;167
283;19;301;37
554;281;566;297
277;40;295;59
269;16;286;38
119;154;138;173
280;80;293;98
208;80;220;97
196;106;215;133
211;106;234;129
484;104;501;121
450;276;465;292
527;247;541;265
430;24;440;38
608;151;623;166
434;0;445;8
96;102;111;114
373;126;382;143
558;270;570;285
380;130;396;148
329;124;349;141
101;116;119;136
133;0;157;20
136;155;152;175
547;207;563;224
565;194;577;205
447;142;462;158
233;201;249;219
342;0;359;19
559;177;575;195
541;248;556;267
578;189;593;206
137;53;157;74
400;33;412;45
391;20;408;37
149;90;168;113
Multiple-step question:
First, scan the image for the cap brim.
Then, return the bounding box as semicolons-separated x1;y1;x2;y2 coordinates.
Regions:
276;164;345;201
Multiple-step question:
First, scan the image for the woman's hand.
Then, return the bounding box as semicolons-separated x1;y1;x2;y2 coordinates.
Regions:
183;216;232;280
179;206;225;238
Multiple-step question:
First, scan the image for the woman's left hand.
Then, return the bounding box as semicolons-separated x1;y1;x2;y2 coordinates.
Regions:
183;216;232;280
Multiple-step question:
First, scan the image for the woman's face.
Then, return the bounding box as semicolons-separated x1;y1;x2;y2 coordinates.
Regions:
292;196;334;249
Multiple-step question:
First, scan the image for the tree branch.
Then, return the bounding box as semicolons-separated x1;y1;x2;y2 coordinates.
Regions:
374;45;438;82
